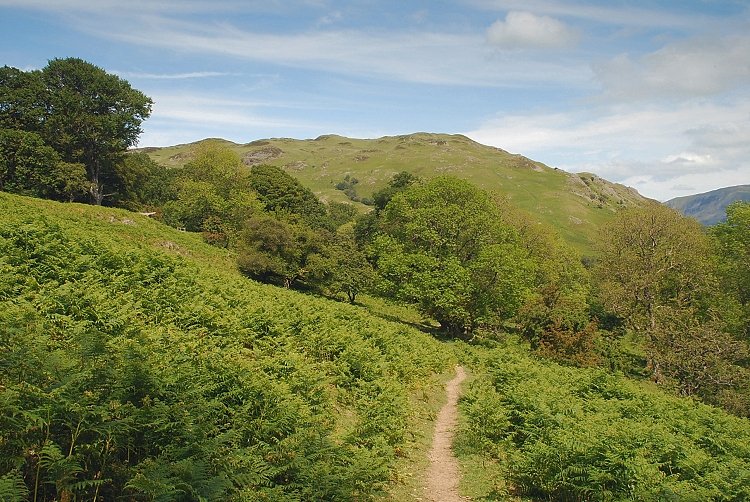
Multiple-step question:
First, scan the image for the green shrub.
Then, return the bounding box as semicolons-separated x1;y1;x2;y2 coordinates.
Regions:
0;192;451;500
458;341;750;501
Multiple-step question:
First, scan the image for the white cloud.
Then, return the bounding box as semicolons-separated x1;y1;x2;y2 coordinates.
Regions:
467;0;722;30
662;152;713;166
486;11;579;49
594;35;750;100
465;99;750;200
115;71;235;80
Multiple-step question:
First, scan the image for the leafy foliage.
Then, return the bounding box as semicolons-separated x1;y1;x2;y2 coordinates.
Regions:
712;201;750;340
162;143;261;243
0;128;88;201
594;205;749;412
457;340;750;501
372;176;535;334
250;164;331;230
236;213;322;288
0;192;451;501
1;59;152;205
307;228;375;303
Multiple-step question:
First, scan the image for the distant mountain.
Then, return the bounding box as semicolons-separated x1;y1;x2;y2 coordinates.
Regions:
666;185;750;225
140;133;657;254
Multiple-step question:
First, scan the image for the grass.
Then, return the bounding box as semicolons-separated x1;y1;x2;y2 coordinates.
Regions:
141;133;656;256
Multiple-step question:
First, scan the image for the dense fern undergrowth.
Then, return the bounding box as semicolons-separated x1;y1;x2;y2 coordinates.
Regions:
0;192;452;501
3;192;750;502
457;338;750;501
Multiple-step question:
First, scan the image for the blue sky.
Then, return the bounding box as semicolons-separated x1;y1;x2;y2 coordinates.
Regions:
1;0;749;200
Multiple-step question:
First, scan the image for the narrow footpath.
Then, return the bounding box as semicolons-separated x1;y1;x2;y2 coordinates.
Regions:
424;365;468;502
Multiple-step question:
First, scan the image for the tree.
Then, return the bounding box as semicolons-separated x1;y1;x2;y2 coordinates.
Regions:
374;176;534;334
712;202;750;339
113;152;164;209
372;171;418;212
0;128;88;201
326;201;358;228
651;306;748;399
237;214;322;288
307;229;374;303
509;209;597;366
0;59;152;205
40;58;152;204
594;205;739;387
162;143;260;242
0;65;46;131
250;164;331;229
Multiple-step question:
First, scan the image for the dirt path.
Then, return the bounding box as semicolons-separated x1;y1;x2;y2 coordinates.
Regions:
424;365;468;502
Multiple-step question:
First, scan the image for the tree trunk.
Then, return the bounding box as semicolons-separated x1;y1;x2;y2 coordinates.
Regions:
89;167;104;205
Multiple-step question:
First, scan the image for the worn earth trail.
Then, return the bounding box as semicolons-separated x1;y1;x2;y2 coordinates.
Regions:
424;365;468;502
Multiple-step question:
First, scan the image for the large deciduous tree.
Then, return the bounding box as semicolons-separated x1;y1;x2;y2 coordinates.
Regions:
374;176;534;335
307;228;374;303
595;204;748;404
237;214;322;288
41;58;152;204
595;205;713;340
163;143;259;240
712;201;750;340
0;58;152;204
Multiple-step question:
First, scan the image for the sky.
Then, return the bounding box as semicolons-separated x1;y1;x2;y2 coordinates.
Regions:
1;1;749;201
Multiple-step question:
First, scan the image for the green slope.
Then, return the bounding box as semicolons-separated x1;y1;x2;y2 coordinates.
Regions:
666;184;750;225
456;340;750;500
142;133;656;255
0;192;452;500
3;192;748;501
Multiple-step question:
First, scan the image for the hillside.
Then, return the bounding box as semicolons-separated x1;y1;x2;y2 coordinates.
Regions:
0;192;453;501
666;185;750;225
2;192;749;501
141;133;656;255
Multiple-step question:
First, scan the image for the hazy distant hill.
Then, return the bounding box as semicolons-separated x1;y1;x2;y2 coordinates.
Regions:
141;133;656;254
666;185;750;225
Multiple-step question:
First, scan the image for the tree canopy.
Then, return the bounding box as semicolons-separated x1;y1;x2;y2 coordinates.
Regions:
373;176;534;334
0;58;152;204
595;204;749;406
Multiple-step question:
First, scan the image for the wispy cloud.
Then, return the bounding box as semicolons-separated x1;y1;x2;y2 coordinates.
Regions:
593;34;750;100
115;71;237;80
140;92;338;146
466;98;750;200
80;15;592;88
486;11;579;49
0;0;295;14
466;0;722;29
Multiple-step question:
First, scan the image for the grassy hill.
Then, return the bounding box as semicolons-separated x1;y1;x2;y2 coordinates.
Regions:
2;192;749;500
666;185;750;225
0;192;453;501
141;133;656;255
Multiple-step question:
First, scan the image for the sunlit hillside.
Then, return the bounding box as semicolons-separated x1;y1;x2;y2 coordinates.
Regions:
141;133;657;255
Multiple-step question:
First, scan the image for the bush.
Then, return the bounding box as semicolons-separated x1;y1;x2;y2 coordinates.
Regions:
458;341;750;500
0;193;452;500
